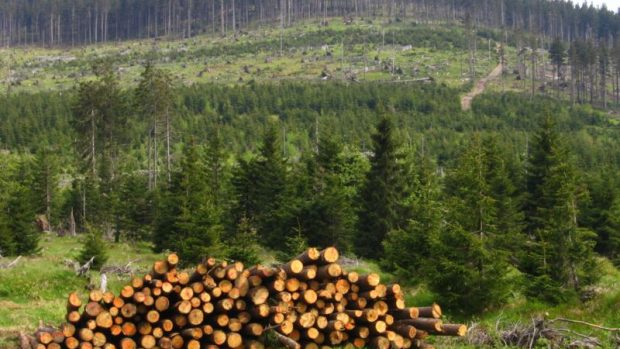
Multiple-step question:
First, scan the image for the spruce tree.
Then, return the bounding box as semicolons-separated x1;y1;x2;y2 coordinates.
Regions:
154;142;225;265
298;135;356;252
117;173;153;242
425;135;511;313
602;197;620;267
355;116;405;259
78;226;109;271
521;117;598;302
7;185;40;255
382;153;442;280
231;125;287;247
228;216;261;265
31;147;58;230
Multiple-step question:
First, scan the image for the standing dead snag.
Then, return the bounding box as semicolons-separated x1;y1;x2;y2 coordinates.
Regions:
34;247;466;349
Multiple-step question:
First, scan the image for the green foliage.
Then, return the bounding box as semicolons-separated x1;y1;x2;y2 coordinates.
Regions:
276;230;309;263
0;158;40;256
227;216;261;266
231;125;288;248
116;173;153;242
78;227;109;271
31;147;59;228
521;117;599;302
426;223;512;314
356;116;407;259
382;153;442;282
153;141;225;265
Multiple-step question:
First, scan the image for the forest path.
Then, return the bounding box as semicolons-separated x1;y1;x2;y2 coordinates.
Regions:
461;63;503;111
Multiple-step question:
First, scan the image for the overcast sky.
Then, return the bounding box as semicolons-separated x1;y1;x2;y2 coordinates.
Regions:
587;0;620;11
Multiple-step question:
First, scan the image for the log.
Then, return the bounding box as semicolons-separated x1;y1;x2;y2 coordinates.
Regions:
273;332;301;349
370;336;390;349
120;338;137;349
84;302;103;317
67;292;81;310
188;309;204;326
398;318;443;332
284;259;304;275
64;337;79;349
248;286;269;305
92;332;106;347
227;332;243;347
95;311;113;328
244;323;264;336
392;324;417;339
356;273;380;289
436;324;467;337
295;248;321;264
318;247;339;264
317;263;342;279
210;330;227;346
416;304;442;319
34;250;468;349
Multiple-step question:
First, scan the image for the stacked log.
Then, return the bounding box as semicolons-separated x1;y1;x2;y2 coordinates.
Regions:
33;248;466;349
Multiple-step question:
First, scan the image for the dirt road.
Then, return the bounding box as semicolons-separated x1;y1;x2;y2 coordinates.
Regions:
461;63;503;111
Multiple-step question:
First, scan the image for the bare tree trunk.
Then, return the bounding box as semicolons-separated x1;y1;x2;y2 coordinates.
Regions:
91;109;96;177
166;107;172;185
187;0;192;38
69;208;76;236
221;0;225;35
232;0;236;37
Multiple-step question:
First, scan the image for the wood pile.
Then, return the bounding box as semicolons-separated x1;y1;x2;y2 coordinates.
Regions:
32;247;466;349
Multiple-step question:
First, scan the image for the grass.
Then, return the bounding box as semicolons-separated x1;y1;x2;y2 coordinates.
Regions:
1;237;619;348
0;18;504;96
0;235;165;348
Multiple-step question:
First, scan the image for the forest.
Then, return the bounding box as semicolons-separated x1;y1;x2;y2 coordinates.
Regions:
1;1;620;348
1;60;620;318
1;0;620;47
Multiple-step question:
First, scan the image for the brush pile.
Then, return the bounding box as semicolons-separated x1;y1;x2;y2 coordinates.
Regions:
32;247;466;349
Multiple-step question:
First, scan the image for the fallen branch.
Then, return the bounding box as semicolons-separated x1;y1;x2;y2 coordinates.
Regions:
549;318;620;332
100;258;141;275
76;256;95;276
0;256;22;269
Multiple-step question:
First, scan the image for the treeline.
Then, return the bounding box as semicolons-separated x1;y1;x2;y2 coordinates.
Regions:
0;0;619;47
1;64;620;314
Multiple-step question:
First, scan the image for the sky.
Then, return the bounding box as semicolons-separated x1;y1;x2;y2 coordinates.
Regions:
588;0;620;10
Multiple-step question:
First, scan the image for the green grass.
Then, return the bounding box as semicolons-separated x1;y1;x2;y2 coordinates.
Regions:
0;235;165;348
0;18;504;96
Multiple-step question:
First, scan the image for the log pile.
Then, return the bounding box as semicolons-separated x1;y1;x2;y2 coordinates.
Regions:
33;247;466;349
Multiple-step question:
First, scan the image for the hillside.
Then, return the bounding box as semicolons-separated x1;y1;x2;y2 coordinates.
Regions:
1;18;500;94
1;5;620;349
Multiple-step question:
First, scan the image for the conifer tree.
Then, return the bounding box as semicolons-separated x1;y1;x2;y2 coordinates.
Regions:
277;229;309;263
231;125;287;247
7;184;40;255
153;142;225;264
206;127;229;210
298;134;356;252
602;197;620;267
425;135;511;313
117;173;153;242
521;117;598;302
78;226;109;271
355;116;405;259
549;37;566;93
228;216;261;265
136;63;175;187
31;147;58;230
382;153;442;280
